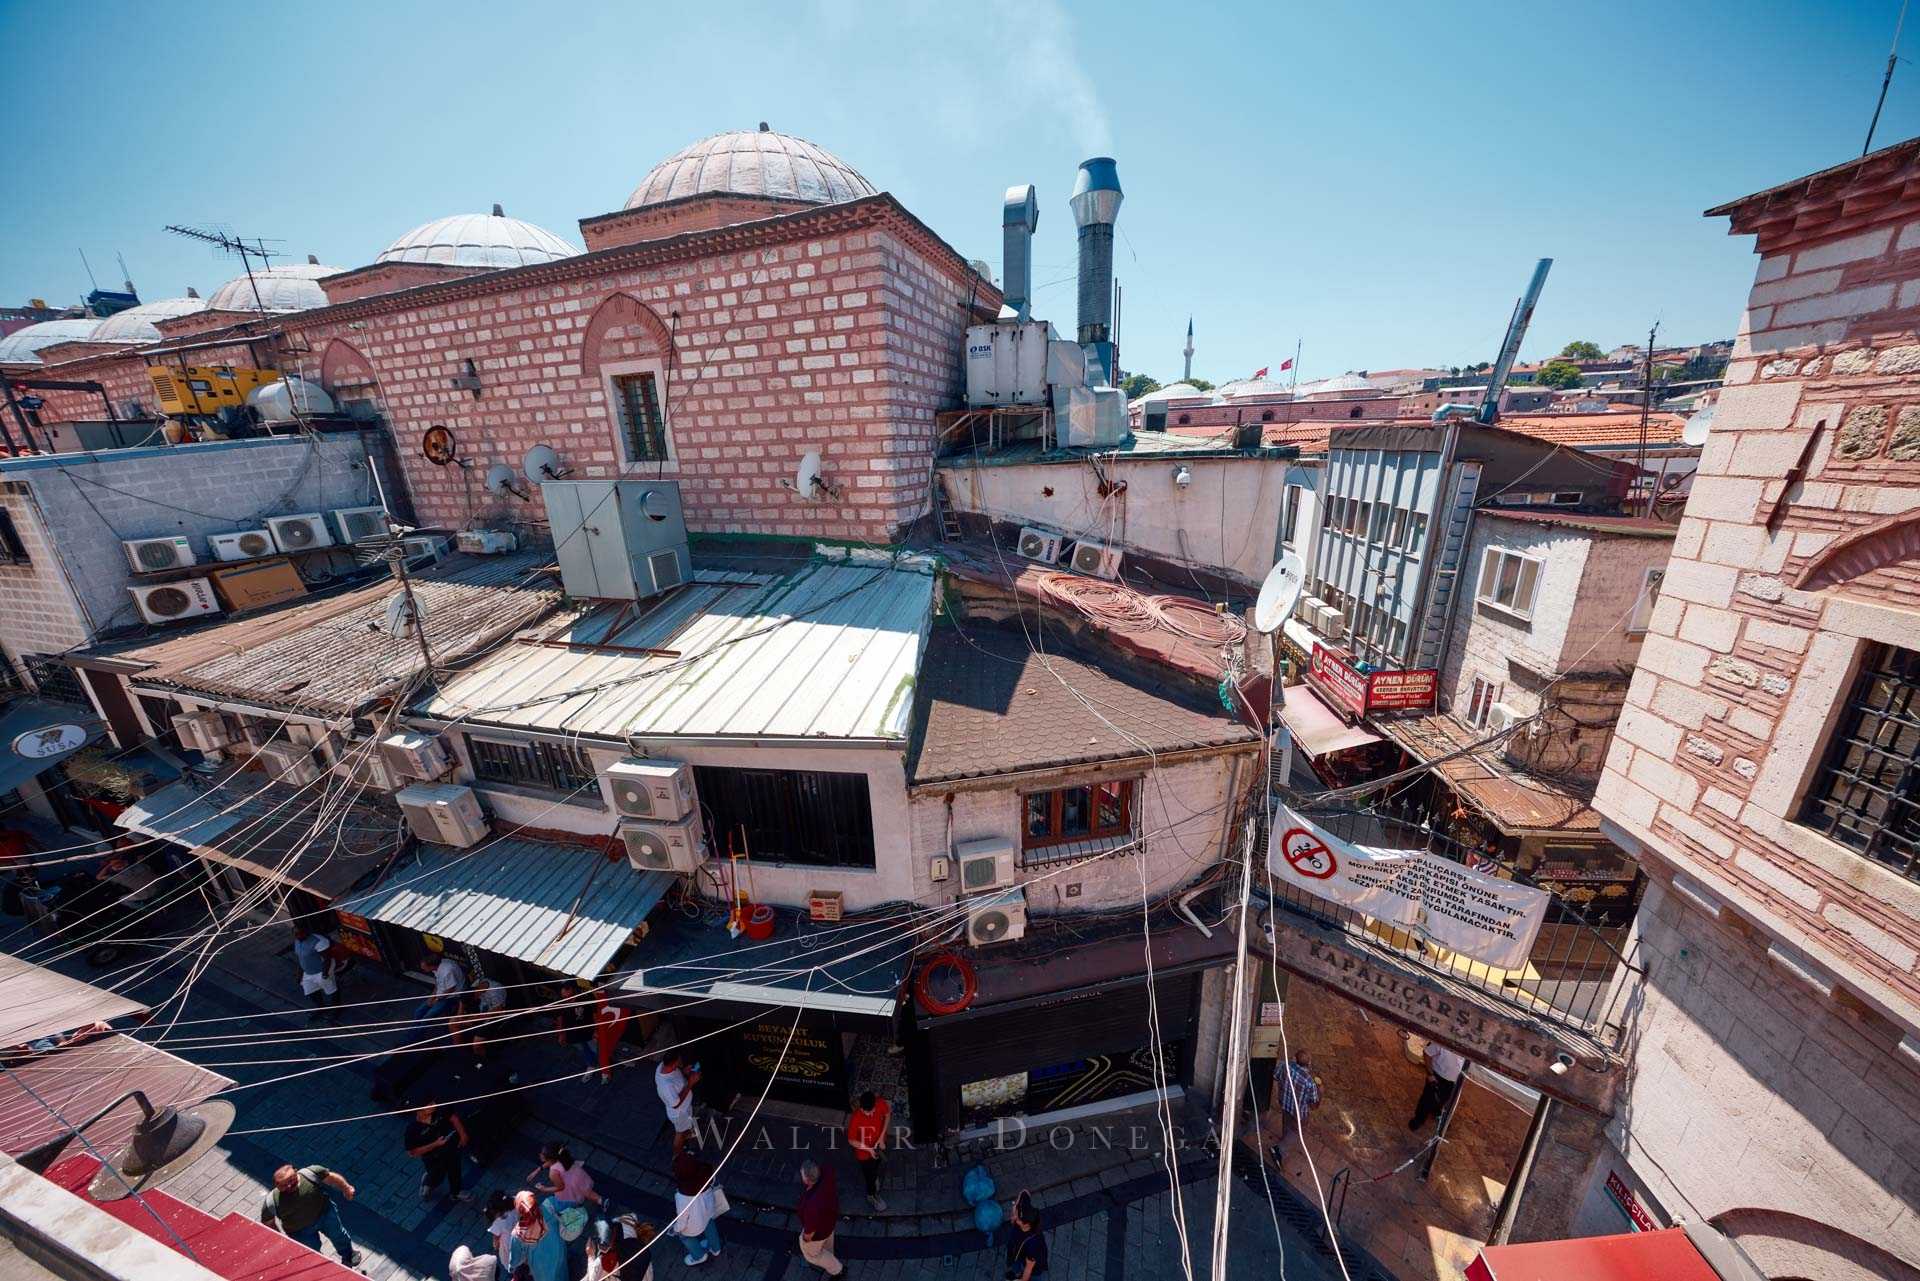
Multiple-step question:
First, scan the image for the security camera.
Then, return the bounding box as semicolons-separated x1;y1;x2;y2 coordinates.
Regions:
1550;1052;1574;1075
1173;465;1193;488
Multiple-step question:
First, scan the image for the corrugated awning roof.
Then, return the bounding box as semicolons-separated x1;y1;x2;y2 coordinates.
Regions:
418;556;935;744
341;838;671;981
1278;683;1381;759
0;1035;233;1159
0;700;105;797
619;905;909;1018
0;954;146;1048
1374;713;1602;834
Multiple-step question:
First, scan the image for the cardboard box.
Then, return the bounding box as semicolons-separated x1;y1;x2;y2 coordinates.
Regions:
808;889;844;921
209;558;306;613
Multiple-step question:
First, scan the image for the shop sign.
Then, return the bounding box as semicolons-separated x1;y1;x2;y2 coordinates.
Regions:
1270;803;1550;970
1605;1169;1657;1232
734;1012;847;1103
330;911;384;963
12;723;86;759
1308;644;1369;717
1306;645;1439;718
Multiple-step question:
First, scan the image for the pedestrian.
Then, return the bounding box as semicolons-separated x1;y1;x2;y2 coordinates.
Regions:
290;922;339;1021
654;1049;698;1149
1004;1190;1049;1280
845;1090;891;1211
259;1162;359;1267
1409;1040;1465;1131
483;1190;515;1264
405;1101;472;1203
449;1244;497;1281
504;1190;566;1281
795;1158;843;1277
416;952;466;1022
530;1142;601;1208
592;990;630;1085
669;1145;725;1267
1275;1048;1321;1148
553;987;596;1078
587;1218;655;1281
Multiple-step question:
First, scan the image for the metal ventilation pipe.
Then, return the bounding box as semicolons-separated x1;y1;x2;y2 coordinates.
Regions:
1000;184;1039;323
1070;157;1122;385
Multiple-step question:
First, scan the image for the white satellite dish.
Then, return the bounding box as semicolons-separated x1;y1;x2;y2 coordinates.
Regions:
1253;550;1307;634
382;592;427;638
523;443;570;484
790;449;841;501
1681;406;1714;447
484;463;528;500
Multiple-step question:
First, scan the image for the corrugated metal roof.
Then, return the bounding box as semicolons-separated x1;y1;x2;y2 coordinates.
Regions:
342;839;670;981
0;1035;233;1159
118;553;561;718
0;954;147;1047
1375;714;1602;834
419;558;935;744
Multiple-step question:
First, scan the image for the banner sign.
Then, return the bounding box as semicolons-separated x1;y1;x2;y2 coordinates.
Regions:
1307;644;1438;718
1267;803;1550;970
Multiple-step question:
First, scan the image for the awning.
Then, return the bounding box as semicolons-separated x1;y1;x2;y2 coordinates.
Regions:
0;951;147;1048
1374;713;1602;833
1;1034;233;1159
0;699;104;797
116;773;404;901
620;906;908;1020
341;838;670;981
1278;683;1381;759
1467;1227;1725;1281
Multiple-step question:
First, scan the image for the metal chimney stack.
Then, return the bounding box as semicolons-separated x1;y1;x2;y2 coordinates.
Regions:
999;184;1039;323
1069;157;1123;386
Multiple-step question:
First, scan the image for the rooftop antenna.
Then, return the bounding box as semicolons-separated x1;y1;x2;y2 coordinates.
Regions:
77;249;100;291
116;251;136;295
164;224;281;313
1866;0;1912;155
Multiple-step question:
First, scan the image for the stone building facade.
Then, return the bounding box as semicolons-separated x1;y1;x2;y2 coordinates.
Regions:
1589;142;1920;1276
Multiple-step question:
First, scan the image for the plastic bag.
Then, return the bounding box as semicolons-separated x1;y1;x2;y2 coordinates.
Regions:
557;1203;591;1242
962;1163;996;1206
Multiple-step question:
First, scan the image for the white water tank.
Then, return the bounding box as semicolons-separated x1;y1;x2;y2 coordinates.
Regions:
248;377;336;423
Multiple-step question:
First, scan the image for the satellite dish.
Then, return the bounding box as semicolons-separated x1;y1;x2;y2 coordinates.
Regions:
795;449;825;498
523;443;570;483
422;425;457;466
484;463;528;500
1682;406;1714;447
383;592;427;638
1254;551;1306;634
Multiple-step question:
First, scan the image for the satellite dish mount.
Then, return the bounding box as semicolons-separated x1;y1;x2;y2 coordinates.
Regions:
484;462;529;501
523;443;572;484
784;449;843;502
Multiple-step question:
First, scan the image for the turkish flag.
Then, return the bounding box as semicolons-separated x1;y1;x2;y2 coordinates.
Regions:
1253;367;1269;379
1278;358;1294;372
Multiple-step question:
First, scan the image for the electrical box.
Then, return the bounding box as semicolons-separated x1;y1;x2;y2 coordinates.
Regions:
541;479;692;602
964;319;1054;408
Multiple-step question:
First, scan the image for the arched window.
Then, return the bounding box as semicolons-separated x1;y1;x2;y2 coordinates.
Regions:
581;293;677;464
1348;405;1364;419
1178;413;1191;425
1261;410;1275;423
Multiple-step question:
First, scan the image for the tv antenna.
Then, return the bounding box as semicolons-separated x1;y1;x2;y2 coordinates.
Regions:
1866;0;1912;155
164;224;282;312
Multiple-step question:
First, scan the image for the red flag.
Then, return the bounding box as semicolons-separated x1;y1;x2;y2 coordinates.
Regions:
1253;366;1269;379
1278;357;1294;372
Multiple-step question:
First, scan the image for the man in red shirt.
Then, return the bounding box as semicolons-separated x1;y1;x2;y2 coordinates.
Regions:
846;1091;892;1211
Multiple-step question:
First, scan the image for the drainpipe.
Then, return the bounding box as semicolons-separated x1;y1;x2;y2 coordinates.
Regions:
1487;1093;1555;1245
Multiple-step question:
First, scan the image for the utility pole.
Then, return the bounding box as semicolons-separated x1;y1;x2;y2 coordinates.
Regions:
1635;322;1658;516
1208;821;1257;1281
1865;0;1912;156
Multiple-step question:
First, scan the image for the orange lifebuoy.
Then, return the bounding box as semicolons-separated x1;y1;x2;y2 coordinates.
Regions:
914;949;977;1016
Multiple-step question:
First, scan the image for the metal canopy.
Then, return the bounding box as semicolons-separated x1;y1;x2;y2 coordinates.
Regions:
0;953;146;1048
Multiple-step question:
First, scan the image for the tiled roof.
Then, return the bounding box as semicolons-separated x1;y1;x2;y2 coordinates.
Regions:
1482;508;1677;538
1491;412;1690;449
1167;421;1339;453
908;624;1258;786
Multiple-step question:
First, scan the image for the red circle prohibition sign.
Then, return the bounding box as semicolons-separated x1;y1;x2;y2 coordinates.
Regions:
1279;827;1339;880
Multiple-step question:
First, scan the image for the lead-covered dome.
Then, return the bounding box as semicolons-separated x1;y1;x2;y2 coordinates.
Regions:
626;126;877;210
377;208;578;269
207;260;343;313
0;318;105;365
90;295;208;343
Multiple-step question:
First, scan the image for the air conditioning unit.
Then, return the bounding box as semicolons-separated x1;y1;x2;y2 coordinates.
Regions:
340;749;399;794
1070;539;1123;580
265;513;334;554
173;711;231;753
602;758;696;821
209;529;276;562
129;578;221;625
621;816;708;873
254;740;322;786
396;783;489;848
331;506;390;543
954;836;1016;894
380;730;451;780
456;529;518;555
123;536;196;574
1487;703;1521;733
1314;604;1345;641
966;888;1028;947
1017;526;1064;564
1295;595;1323;624
399;535;451;564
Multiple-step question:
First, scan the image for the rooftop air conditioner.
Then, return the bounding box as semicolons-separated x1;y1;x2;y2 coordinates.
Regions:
340;749;400;794
331;506;390;543
1487;702;1521;733
381;731;451;781
123;536;196;574
602;758;696;822
265;513;334;554
621;816;708;873
396;783;489;848
1071;538;1123;580
1017;526;1063;564
173;711;231;754
1295;595;1323;624
129;578;220;625
966;888;1028;947
254;740;322;786
456;529;518;555
954;836;1016;894
209;529;276;562
1315;604;1346;641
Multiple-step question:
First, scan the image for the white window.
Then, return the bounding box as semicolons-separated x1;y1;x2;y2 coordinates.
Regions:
1477;546;1542;619
1627;566;1664;634
1465;675;1504;729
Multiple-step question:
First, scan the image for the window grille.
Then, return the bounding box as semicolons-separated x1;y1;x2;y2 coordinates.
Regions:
469;737;597;795
1800;643;1920;882
611;371;668;462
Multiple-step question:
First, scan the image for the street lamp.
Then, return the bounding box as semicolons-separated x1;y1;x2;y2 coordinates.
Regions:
17;1090;235;1201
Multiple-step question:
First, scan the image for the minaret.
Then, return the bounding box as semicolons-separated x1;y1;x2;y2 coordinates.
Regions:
1183;316;1195;383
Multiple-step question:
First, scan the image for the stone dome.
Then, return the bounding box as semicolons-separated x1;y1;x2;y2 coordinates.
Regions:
377;209;579;269
90;296;209;343
0;318;105;365
206;260;343;313
626;126;877;210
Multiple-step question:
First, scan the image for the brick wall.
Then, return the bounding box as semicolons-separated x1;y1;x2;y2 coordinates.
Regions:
0;482;92;670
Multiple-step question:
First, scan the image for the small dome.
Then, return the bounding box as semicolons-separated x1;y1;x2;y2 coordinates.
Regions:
206;260;343;314
626;127;877;210
377;210;579;270
90;296;209;343
1129;382;1214;408
0;318;105;365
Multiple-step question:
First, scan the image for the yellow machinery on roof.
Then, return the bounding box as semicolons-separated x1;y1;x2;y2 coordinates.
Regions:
146;365;281;417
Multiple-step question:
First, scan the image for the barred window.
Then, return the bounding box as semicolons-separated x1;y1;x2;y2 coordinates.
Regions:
693;766;875;869
469;737;597;795
22;655;86;706
1800;643;1920;882
0;511;28;564
611;371;668;462
1021;779;1134;866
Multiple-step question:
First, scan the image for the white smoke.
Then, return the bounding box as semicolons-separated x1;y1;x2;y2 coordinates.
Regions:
989;0;1114;155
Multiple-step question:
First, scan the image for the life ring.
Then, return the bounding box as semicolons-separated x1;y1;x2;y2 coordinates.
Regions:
914;949;977;1016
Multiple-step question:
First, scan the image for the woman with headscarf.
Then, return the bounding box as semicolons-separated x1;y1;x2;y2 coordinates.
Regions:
503;1190;566;1281
448;1245;497;1281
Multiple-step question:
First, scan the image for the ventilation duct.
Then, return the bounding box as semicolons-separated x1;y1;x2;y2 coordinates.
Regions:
1069;157;1123;386
999;184;1039;323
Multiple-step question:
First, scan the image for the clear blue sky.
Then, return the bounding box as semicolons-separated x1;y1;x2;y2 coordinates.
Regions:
2;0;1912;382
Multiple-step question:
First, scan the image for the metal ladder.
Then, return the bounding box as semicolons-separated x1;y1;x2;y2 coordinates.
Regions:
1416;462;1482;669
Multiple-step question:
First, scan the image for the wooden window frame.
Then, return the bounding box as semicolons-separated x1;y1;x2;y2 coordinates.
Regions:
1021;779;1135;851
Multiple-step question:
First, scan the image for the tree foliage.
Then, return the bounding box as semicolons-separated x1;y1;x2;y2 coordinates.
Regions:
1559;340;1605;360
1186;377;1215;392
1119;373;1161;400
1535;359;1584;389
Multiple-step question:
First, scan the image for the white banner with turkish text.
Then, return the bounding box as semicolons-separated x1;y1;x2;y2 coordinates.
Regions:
1266;803;1550;970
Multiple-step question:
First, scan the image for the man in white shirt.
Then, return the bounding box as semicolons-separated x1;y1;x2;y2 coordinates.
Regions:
414;953;467;1022
654;1049;699;1149
1410;1040;1466;1131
